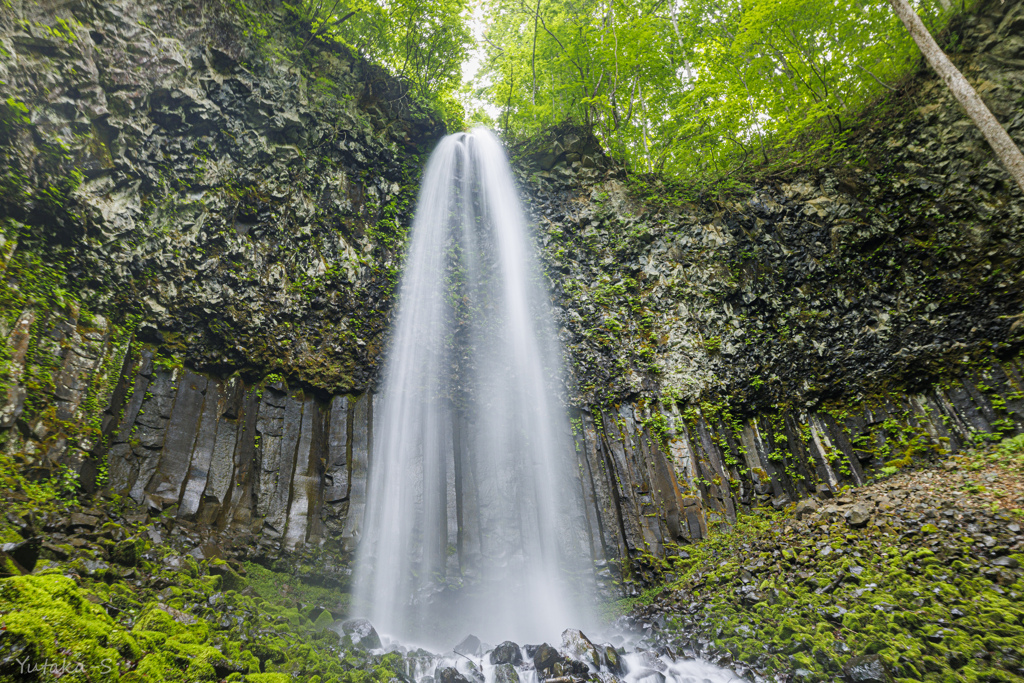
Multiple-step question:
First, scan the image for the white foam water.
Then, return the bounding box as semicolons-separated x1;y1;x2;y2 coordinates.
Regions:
369;636;744;683
352;129;593;648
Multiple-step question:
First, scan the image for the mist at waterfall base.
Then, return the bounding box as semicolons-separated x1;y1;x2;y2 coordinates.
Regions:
352;128;592;649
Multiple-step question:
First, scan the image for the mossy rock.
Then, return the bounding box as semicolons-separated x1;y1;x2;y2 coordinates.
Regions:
0;574;122;679
209;558;246;591
133;604;189;635
245;674;293;683
136;651;188;682
111;538;145;567
185;659;218;682
313;608;335;631
250;642;287;667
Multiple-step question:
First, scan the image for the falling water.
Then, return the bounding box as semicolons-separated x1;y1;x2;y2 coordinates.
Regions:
353;129;593;648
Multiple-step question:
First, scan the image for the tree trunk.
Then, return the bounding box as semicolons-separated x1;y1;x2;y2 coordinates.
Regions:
531;0;541;106
888;0;1024;194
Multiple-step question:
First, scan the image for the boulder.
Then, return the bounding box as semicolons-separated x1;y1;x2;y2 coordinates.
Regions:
846;503;872;528
793;499;818;520
69;512;99;529
341;618;381;650
490;641;523;665
532;643;562;672
598;644;623;674
493;663;519;683
437;668;470;683
208;559;246;591
561;629;600;669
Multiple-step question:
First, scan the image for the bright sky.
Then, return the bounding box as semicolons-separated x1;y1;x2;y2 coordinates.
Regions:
460;2;502;123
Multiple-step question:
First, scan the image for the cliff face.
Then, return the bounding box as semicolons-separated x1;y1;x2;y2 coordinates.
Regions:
1;0;441;394
0;0;1022;595
0;0;439;579
521;0;1024;409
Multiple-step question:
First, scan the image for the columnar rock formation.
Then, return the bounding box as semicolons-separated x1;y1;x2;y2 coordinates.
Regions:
7;313;1019;585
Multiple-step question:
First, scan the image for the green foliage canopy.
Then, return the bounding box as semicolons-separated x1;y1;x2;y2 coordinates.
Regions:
475;0;956;182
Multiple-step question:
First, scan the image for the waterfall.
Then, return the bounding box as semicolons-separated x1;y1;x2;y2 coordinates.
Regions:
353;129;594;648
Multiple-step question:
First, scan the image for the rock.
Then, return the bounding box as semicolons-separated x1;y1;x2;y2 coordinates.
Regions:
561;629;600;669
490;641;523;665
69;513;99;529
437;668;470;683
533;642;562;672
341;618;381;650
846;503;872;528
843;654;891;682
0;549;28;576
0;538;40;573
553;659;591;678
598;644;623;674
198;544;225;560
793;499;819;520
82;559;111;577
111;539;145;567
455;634;483;656
209;559;246;591
493;663;519;683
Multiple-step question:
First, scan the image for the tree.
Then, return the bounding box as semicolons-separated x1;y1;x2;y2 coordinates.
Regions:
288;0;472;112
887;0;1024;193
476;0;951;183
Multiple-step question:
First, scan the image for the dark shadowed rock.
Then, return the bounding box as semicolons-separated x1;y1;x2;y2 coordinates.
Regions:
533;643;562;672
1;538;40;573
437;668;470;683
0;549;27;576
490;641;523;665
341;618;381;650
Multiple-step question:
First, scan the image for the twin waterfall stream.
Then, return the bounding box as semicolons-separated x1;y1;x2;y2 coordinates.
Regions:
349;130;739;683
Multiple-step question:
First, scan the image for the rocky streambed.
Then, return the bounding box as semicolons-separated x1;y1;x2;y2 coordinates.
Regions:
330;621;744;683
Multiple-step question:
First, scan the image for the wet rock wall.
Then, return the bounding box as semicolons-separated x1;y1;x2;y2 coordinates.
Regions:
0;0;443;394
575;356;1024;563
0;243;1021;590
99;347;375;552
520;0;1024;411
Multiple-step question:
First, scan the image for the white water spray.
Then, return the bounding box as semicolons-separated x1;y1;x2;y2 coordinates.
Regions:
353;129;593;648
